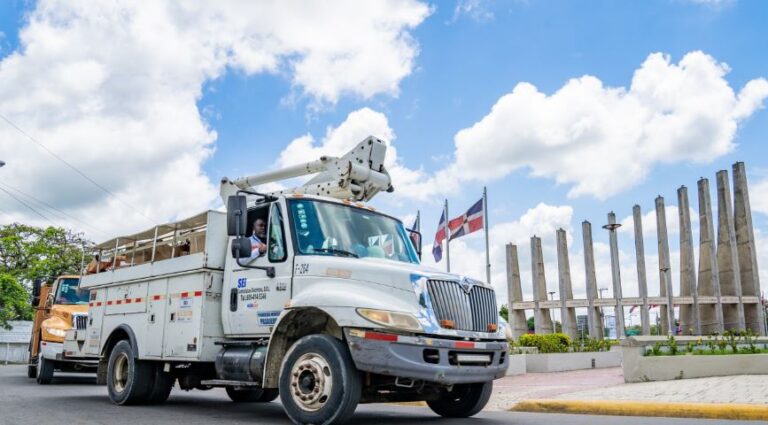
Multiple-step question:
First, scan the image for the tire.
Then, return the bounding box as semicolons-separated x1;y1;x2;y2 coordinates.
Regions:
36;347;54;385
279;335;362;425
426;381;493;418
145;363;174;404
106;340;153;405
225;386;278;403
27;364;37;379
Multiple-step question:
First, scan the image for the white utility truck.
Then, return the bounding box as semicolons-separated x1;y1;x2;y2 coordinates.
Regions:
65;137;508;425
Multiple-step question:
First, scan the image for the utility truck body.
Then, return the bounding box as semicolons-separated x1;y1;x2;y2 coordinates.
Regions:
67;137;508;425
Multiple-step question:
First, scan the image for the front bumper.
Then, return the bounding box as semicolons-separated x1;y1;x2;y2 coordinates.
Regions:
344;328;508;385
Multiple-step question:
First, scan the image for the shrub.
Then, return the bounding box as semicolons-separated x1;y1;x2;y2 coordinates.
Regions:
518;333;571;353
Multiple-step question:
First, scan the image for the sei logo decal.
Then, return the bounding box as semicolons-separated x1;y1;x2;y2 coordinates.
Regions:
237;278;247;289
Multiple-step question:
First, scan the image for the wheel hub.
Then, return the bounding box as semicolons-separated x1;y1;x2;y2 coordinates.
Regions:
113;352;129;393
290;352;332;411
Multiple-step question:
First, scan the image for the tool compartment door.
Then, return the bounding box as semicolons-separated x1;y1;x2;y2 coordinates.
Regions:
163;274;204;358
84;288;106;356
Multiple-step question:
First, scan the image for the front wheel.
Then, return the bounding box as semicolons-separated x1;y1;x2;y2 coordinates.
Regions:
427;381;493;418
27;363;37;378
36;353;54;385
279;334;362;425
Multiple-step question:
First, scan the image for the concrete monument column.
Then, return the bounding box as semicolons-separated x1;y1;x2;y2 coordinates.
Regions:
556;229;578;340
582;221;604;339
716;170;746;330
678;186;701;335
506;243;529;339
605;212;626;339
656;196;675;335
531;236;554;333
632;205;651;335
697;178;725;334
732;162;766;335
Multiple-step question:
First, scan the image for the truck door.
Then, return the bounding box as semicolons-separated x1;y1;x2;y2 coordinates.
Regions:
225;202;293;336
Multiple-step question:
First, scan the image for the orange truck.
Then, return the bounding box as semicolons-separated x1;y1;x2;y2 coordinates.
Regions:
28;275;97;384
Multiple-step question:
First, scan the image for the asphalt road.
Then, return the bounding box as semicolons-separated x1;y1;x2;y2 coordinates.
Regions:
0;365;760;425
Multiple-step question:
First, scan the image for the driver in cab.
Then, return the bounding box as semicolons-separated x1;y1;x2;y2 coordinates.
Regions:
249;218;267;261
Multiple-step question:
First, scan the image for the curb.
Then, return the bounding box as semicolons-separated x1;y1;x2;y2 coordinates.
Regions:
511;399;768;421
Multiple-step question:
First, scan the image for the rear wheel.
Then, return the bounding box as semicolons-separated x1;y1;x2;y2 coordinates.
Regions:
426;381;493;418
36;352;54;385
279;334;362;425
225;386;279;403
106;340;153;405
145;363;174;404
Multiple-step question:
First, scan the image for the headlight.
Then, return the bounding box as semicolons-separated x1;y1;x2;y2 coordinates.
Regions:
44;327;67;338
357;308;422;332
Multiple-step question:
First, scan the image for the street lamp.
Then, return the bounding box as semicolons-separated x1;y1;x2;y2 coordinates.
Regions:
599;287;608;337
548;291;556;331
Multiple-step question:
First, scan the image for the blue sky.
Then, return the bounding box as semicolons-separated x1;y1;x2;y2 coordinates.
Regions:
1;1;767;312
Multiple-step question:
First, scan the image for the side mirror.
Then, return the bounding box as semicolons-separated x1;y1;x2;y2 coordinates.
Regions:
231;237;252;259
408;229;422;260
227;195;248;236
32;279;42;297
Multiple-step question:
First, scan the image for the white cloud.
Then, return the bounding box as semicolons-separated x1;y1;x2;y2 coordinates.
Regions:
451;0;494;23
0;0;430;239
751;178;768;216
440;51;768;200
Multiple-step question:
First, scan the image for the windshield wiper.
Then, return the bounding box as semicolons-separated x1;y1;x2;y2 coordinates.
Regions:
311;247;359;258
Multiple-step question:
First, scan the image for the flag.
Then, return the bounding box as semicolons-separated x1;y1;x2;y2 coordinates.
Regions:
448;199;484;241
432;210;447;262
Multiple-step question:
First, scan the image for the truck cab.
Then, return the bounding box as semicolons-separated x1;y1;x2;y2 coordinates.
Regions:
28;275;96;384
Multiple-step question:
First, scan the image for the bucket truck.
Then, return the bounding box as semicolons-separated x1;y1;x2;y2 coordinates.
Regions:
64;136;508;425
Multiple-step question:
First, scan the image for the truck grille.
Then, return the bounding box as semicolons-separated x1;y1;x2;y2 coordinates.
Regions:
426;279;498;332
72;314;88;330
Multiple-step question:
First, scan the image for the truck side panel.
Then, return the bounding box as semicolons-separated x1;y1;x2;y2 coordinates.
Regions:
85;289;106;356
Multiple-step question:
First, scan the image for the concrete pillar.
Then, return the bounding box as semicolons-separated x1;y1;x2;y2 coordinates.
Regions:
582;221;604;339
632;205;651;335
733;162;766;335
678;186;701;335
531;236;554;333
655;196;675;335
556;229;578;340
716;170;746;330
697;178;725;334
605;212;626;339
506;243;529;339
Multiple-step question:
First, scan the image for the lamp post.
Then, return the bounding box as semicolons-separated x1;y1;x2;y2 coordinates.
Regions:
548;291;556;331
599;287;608;338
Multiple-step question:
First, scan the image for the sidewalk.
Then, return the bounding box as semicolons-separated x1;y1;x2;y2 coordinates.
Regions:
488;368;768;411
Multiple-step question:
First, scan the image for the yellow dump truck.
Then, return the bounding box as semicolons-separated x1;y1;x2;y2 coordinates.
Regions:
28;275;97;384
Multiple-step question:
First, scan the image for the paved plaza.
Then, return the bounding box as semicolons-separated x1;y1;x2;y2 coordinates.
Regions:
486;368;768;411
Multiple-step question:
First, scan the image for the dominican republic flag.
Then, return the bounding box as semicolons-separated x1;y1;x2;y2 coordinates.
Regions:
448;199;484;241
432;210;447;262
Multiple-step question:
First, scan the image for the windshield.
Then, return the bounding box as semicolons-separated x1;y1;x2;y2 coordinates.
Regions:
289;200;419;264
54;278;89;305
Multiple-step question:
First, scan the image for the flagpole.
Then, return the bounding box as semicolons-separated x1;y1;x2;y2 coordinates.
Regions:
483;186;490;283
444;199;451;272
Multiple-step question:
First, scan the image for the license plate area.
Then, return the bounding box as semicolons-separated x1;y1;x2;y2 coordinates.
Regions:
450;351;493;366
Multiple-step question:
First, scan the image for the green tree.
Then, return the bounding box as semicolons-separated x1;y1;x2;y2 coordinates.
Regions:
0;223;90;284
0;273;31;329
499;304;509;322
0;223;91;327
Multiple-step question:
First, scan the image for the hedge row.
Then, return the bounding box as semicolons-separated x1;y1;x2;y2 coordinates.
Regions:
518;333;571;353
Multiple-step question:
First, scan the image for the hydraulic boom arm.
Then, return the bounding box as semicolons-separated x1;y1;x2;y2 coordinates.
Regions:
220;136;393;203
